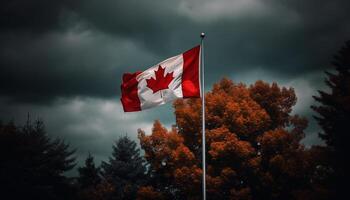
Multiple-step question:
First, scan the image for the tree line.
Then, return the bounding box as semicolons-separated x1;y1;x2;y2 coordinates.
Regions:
1;41;349;199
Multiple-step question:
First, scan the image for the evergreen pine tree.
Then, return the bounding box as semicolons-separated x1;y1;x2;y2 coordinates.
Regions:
101;136;147;200
0;117;76;200
312;41;350;197
78;153;101;189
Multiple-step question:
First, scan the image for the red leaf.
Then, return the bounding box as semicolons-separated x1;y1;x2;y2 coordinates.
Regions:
146;65;174;93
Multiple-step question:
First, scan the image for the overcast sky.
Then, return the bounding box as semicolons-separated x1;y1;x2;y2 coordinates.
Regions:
1;0;350;173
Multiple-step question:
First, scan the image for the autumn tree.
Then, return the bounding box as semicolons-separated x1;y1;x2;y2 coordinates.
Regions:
0;118;76;200
101;136;147;200
138;78;318;200
312;41;350;198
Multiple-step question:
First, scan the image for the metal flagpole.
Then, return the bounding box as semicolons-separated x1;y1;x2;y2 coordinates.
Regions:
200;32;206;200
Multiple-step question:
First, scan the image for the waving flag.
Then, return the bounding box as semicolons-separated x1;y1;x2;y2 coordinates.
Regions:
121;45;201;112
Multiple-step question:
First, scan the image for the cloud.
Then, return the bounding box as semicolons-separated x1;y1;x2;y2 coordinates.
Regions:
178;0;274;22
0;0;80;33
1;0;350;103
0;29;159;103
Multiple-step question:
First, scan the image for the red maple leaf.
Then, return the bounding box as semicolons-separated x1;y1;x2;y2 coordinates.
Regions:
146;65;174;93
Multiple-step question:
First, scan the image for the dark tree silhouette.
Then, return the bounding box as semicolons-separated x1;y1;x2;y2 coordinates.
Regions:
78;153;101;189
77;153;102;200
101;136;147;200
0;118;76;200
312;41;350;198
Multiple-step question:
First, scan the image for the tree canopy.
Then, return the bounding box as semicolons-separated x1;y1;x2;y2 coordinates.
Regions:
312;41;350;198
0;118;76;200
101;136;147;200
138;79;320;199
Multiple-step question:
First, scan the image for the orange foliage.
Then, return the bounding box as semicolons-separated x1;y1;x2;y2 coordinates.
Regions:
137;186;164;200
138;78;317;199
249;80;296;128
207;80;271;139
174;165;202;197
78;180;115;200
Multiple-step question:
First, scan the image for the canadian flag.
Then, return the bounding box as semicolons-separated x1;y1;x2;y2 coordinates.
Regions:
121;45;201;112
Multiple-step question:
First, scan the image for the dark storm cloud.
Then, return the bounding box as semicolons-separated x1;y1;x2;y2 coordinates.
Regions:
1;0;350;103
74;0;350;73
0;30;158;103
0;0;81;33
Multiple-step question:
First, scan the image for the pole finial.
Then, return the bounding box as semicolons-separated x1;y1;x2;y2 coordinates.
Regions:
200;32;205;38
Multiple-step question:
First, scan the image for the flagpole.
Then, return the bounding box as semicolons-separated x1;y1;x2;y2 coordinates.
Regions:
200;32;206;200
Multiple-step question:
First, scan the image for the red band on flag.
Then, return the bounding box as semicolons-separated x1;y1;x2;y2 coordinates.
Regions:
120;72;142;112
182;45;200;97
